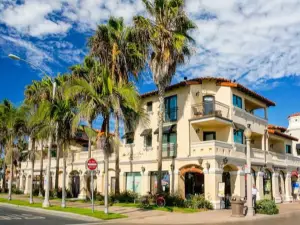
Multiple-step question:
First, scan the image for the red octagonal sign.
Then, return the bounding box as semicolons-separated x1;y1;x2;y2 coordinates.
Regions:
87;158;98;171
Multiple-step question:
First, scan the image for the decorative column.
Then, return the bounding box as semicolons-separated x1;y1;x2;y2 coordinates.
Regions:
285;172;293;202
256;171;264;200
204;166;223;210
272;171;281;203
24;174;30;195
232;167;245;198
78;171;87;199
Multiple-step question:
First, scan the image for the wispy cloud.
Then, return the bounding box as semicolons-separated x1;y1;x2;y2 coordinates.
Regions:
1;0;300;87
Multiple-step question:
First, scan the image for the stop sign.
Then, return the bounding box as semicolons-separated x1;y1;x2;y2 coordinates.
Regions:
87;158;98;171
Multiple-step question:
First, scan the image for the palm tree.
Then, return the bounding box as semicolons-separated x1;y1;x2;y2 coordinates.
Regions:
0;100;26;200
133;0;196;193
89;17;147;194
66;63;140;213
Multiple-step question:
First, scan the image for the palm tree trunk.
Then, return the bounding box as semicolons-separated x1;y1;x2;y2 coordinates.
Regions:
43;132;53;208
39;147;44;197
61;144;66;208
104;114;110;214
29;138;36;204
55;143;61;192
2;162;6;192
114;114;120;195
88;119;92;159
8;148;13;200
157;87;165;194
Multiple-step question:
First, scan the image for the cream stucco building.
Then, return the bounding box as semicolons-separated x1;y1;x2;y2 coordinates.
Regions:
17;77;300;209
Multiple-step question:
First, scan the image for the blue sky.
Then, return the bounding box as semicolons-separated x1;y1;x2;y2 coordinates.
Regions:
1;0;300;128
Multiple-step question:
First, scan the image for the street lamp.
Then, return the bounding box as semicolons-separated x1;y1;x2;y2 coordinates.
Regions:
8;53;56;208
244;124;254;217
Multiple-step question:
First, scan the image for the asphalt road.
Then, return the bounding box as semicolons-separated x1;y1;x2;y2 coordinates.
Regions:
1;205;300;225
0;205;96;225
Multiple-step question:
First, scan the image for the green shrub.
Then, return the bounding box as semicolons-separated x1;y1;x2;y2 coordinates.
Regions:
184;195;213;210
32;188;40;196
164;193;185;207
110;191;138;203
12;187;24;195
255;199;279;215
95;192;104;201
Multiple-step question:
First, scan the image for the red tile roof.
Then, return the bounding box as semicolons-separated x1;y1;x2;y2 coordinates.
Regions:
268;128;298;141
268;124;287;132
288;112;300;118
141;77;276;107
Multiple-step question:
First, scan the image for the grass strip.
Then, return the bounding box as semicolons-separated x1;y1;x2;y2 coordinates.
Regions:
0;198;127;220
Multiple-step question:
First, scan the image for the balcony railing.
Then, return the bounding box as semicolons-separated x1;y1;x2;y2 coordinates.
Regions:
159;143;177;158
232;106;267;124
191;101;230;119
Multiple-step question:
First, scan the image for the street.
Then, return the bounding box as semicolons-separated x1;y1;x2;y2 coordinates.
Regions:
0;205;95;225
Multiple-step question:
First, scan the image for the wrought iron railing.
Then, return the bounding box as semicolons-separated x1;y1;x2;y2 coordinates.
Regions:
158;143;177;158
191;101;230;119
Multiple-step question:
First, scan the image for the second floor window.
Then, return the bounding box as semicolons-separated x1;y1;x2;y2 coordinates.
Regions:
203;131;216;141
234;129;244;144
144;134;152;147
233;94;243;109
286;145;292;154
164;95;177;122
147;101;153;112
163;132;177;145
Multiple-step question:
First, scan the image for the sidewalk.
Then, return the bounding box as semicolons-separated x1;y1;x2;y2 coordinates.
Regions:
1;194;300;224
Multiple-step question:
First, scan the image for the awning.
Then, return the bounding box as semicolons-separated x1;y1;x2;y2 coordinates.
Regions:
121;132;134;139
296;144;300;150
154;124;177;134
233;122;246;130
140;129;152;136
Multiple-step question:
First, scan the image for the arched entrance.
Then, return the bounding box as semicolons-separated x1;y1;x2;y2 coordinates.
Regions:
222;164;238;209
70;171;80;198
263;169;272;200
179;165;204;198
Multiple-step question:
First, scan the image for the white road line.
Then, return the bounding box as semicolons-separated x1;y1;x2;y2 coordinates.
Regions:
66;223;102;225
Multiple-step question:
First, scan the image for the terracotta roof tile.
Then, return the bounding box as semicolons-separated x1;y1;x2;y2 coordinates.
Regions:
288;112;300;118
268;124;287;132
141;77;276;107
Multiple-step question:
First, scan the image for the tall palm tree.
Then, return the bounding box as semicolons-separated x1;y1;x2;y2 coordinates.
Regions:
133;0;196;193
66;63;140;213
0;100;26;200
89;17;147;194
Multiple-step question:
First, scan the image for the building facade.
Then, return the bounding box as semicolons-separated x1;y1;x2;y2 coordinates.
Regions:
17;77;300;209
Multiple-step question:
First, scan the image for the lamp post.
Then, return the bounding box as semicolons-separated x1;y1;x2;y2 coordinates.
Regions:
244;124;254;217
8;53;56;207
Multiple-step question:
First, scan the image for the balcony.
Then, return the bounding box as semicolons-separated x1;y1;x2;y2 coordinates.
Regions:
160;143;177;158
191;101;230;120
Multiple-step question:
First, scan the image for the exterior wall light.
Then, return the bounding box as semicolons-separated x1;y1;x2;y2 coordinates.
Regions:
170;163;174;171
141;166;145;174
205;161;210;170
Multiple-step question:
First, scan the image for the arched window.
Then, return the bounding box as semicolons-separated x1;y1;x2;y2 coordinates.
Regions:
203;95;215;115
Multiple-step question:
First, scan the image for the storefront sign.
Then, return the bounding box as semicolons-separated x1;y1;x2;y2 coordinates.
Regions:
218;182;225;198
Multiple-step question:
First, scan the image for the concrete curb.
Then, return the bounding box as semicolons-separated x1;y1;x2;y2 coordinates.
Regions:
0;202;102;222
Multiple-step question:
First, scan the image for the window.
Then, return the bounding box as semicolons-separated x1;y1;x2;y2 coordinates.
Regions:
51;149;57;158
203;95;215;115
164;95;177;122
234;129;244;144
144;134;152;147
203;132;216;141
286;145;292;154
126;137;134;144
150;171;170;194
147;101;153;112
233;94;243;109
163;133;177;145
126;172;141;194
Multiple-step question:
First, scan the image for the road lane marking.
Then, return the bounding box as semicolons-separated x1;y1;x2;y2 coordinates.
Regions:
66;223;102;225
0;213;46;220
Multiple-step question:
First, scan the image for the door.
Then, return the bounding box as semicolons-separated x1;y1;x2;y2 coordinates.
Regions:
185;172;204;198
72;175;80;198
203;96;215;115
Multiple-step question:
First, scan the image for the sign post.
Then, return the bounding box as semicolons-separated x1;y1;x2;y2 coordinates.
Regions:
87;158;98;213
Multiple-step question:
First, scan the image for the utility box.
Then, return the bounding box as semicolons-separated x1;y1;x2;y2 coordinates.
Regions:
231;196;246;217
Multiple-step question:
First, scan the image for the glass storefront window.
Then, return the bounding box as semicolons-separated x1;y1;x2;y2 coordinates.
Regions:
126;172;141;194
150;171;170;194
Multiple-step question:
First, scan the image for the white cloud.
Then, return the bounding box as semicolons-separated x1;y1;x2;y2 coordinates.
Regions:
1;0;300;87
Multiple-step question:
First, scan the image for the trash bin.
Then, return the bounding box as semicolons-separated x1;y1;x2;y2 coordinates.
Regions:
231;196;246;217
